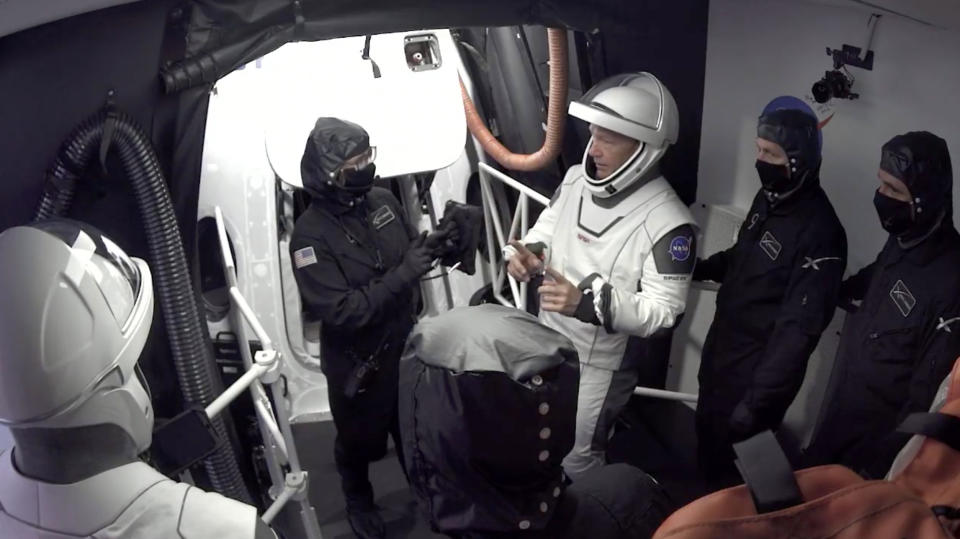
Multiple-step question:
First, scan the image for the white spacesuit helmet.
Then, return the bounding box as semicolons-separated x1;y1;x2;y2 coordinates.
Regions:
0;219;154;452
568;72;679;197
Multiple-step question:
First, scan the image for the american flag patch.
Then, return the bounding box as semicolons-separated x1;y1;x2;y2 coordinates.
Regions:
293;246;318;269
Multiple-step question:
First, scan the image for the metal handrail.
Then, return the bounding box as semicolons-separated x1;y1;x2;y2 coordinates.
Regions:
214;207;323;536
478;162;549;310
475;163;698;405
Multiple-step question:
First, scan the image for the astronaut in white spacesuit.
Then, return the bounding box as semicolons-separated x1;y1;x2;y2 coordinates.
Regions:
505;72;698;481
0;219;274;539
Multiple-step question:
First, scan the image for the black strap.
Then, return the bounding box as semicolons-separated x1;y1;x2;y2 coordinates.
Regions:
362;35;382;78
99;90;119;172
733;430;804;514
291;0;305;41
897;412;960;452
362;34;373;60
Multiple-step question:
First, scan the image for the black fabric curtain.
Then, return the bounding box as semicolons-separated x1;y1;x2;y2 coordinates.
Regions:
0;0;191;419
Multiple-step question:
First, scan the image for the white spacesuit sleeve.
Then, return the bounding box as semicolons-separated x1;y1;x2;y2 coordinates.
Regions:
523;201;560;248
502;202;560;262
609;248;691;336
580;223;696;337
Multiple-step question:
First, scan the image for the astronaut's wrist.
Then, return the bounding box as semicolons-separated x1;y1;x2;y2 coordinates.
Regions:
576;273;613;331
573;290;601;325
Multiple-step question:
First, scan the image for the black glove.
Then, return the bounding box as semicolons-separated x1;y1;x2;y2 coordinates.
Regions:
693;252;728;283
424;227;454;257
399;232;435;278
436;201;483;274
441;225;460;248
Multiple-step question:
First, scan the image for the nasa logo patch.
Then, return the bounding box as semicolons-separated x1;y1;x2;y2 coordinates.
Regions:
669;236;692;262
652;225;697;275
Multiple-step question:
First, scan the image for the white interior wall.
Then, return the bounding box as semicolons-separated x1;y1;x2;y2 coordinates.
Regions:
670;0;960;445
698;0;960;269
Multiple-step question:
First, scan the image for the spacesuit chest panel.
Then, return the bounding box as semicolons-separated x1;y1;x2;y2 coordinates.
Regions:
548;179;670;289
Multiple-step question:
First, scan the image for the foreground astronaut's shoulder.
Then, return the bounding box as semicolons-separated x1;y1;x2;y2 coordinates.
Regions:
644;184;697;244
642;184;698;275
178;484;259;538
558;164;586;193
544;165;586;207
562;163;586;186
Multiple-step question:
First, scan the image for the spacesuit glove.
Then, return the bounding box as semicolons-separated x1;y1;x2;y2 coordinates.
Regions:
728;401;760;443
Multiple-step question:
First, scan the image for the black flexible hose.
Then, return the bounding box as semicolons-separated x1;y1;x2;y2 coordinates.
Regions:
34;114;103;221
34;110;252;503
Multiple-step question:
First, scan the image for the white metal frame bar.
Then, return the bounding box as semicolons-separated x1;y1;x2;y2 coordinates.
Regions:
478;162;549;311
214;207;323;536
633;386;698;403
476;163;698;406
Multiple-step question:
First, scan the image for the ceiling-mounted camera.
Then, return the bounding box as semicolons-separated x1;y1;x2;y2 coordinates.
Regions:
811;14;880;104
812;69;857;103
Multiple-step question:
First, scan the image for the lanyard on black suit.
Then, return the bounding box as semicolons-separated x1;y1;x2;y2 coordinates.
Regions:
334;200;385;271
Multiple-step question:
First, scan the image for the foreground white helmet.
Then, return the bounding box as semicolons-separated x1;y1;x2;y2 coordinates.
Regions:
0;219;154;452
568;72;679;197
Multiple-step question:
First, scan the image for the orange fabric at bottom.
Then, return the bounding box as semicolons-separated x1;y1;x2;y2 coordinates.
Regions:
655;466;949;539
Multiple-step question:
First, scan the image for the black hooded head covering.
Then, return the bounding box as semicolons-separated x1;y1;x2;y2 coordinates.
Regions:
880;131;954;236
398;304;580;535
756;96;822;202
300;117;371;200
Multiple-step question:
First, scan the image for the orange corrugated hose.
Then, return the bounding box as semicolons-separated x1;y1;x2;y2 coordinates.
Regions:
460;28;568;171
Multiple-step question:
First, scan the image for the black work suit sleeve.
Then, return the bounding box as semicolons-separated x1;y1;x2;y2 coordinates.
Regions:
292;236;419;331
695;194;763;284
839;262;877;304
693;249;730;283
863;302;960;477
731;234;846;436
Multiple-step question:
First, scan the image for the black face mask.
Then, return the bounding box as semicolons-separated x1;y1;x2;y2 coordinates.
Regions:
873;190;914;236
756;160;793;193
338;163;377;195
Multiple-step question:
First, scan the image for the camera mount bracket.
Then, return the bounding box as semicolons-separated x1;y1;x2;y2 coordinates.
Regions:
826;44;874;71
